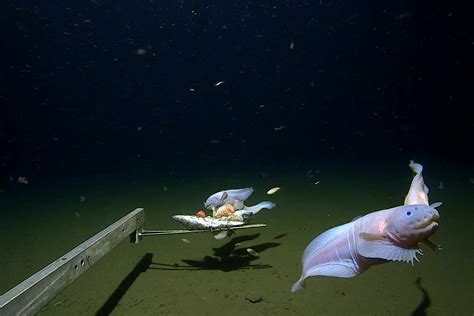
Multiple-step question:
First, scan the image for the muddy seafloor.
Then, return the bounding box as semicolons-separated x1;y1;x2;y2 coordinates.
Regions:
0;161;472;315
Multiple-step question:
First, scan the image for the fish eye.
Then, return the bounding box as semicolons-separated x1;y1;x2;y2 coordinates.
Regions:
406;211;412;216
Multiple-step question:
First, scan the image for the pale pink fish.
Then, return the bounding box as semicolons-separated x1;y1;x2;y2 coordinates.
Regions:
404;160;430;206
291;203;440;292
204;187;254;210
292;161;442;292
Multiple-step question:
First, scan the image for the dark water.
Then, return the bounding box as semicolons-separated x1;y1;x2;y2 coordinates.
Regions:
0;0;472;315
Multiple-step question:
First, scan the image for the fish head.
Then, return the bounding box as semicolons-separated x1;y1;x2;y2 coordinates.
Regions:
172;215;190;224
203;199;215;210
204;191;228;210
385;204;440;248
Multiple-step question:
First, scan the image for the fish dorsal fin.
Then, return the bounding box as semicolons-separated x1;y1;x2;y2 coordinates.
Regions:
430;202;442;208
358;233;421;265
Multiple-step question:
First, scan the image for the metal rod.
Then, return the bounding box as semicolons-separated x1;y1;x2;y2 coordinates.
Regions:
139;223;267;237
0;208;145;316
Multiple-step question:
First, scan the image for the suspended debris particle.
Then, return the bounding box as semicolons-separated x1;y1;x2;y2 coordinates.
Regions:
18;176;29;184
214;81;225;87
266;187;280;195
274;125;286;131
181;238;191;244
136;48;147;55
247;248;259;257
290;42;295;50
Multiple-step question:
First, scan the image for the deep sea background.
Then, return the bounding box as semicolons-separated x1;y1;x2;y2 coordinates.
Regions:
0;0;472;315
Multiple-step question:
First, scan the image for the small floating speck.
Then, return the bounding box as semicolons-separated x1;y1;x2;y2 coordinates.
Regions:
247;248;259;257
314;181;320;185
18;176;29;184
181;238;191;244
266;187;280;195
274;125;286;131
214;81;225;87
136;48;147;55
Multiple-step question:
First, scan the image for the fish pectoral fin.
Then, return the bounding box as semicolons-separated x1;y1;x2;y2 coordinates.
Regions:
358;236;421;265
359;232;387;241
221;191;229;201
430;202;443;209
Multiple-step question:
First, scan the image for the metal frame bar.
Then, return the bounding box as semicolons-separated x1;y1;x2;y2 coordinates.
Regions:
0;208;145;316
139;223;267;236
0;208;268;315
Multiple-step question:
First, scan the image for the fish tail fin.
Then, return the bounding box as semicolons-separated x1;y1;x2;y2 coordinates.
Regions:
244;201;276;215
291;277;306;292
408;160;423;174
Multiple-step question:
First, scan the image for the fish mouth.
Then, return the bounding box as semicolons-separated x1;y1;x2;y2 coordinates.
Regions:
418;219;437;229
417;211;440;229
416;221;439;235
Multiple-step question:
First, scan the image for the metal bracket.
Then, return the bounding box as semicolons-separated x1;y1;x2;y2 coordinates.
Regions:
0;208;145;316
0;207;268;315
